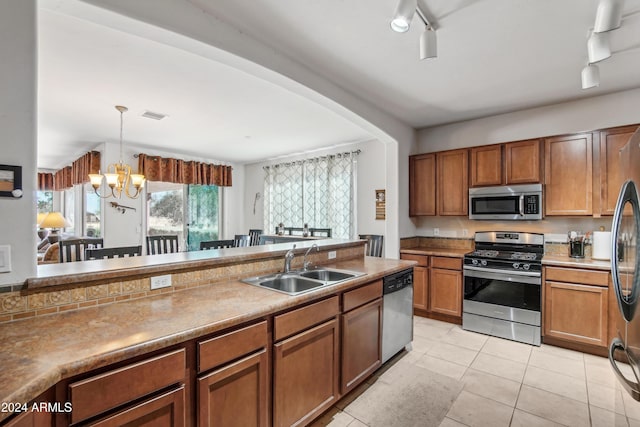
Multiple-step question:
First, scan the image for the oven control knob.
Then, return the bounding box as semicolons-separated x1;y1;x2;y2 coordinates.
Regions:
481;260;487;266
513;263;520;269
523;264;530;270
472;259;479;265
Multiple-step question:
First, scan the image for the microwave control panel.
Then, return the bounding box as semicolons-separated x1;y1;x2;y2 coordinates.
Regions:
524;195;540;214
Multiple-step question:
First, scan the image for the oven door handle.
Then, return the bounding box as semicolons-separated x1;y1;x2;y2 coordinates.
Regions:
463;266;541;284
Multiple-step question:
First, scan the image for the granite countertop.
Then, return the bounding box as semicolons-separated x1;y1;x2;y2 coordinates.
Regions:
0;256;413;419
400;247;470;258
542;255;612;271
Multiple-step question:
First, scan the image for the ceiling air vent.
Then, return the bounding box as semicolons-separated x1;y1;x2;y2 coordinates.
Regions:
141;110;167;120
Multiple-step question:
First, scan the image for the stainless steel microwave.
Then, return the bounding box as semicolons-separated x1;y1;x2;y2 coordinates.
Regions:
469;184;543;220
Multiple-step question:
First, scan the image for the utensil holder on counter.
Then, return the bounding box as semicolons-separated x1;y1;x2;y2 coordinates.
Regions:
568;231;586;258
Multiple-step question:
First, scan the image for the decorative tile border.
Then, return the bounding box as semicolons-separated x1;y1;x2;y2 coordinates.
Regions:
0;246;362;324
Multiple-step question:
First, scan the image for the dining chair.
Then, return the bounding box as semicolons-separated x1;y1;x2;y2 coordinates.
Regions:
200;239;235;250
59;238;104;262
234;234;251;247
85;245;143;260
359;234;384;257
146;235;179;255
248;229;263;246
284;227;305;236
310;228;332;238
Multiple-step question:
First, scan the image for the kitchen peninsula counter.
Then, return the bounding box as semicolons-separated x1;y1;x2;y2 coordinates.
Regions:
0;254;414;422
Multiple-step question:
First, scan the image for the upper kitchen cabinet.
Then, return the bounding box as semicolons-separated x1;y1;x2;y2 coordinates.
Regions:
409;153;436;216
470;144;502;187
544;133;593;216
505;139;542;184
599;125;639;215
438;149;469;216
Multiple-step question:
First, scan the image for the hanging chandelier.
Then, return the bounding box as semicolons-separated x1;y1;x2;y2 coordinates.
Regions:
89;106;145;199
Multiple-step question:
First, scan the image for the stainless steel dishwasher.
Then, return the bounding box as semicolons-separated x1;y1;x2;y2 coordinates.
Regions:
381;268;414;363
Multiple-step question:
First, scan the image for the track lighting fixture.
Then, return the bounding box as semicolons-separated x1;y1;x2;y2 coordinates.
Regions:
390;0;417;32
581;64;600;89
594;0;625;33
587;31;611;63
391;0;438;60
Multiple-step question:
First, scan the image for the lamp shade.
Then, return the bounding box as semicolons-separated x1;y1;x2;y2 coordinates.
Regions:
36;212;48;227
39;212;71;229
581;64;600;89
390;0;417;32
420;29;437;59
587;31;611;63
594;0;624;33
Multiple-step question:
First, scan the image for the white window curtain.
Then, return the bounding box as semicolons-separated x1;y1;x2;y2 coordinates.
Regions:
263;151;359;238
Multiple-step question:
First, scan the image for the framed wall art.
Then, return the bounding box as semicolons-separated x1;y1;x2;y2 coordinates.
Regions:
0;164;23;198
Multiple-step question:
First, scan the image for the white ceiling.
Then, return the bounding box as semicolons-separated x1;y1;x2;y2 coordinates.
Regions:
37;0;640;169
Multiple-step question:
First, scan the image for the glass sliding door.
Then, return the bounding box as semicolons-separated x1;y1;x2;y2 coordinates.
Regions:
186;185;219;251
147;182;186;250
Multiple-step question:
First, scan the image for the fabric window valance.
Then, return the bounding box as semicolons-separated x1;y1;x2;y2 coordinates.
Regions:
137;153;232;186
38;151;100;191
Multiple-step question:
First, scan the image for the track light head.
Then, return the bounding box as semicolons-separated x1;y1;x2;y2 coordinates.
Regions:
594;0;624;33
419;28;437;60
391;0;417;32
581;64;600;89
587;31;611;63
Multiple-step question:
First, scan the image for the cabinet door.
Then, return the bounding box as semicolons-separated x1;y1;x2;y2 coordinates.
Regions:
273;318;340;427
412;266;429;312
341;298;382;394
409;153;436;216
544;133;593;215
505;139;542;184
437;149;469;216
470;144;502;187
3;409;52;427
429;268;462;317
599;125;639;215
544;281;608;347
198;350;268;427
89;387;185;427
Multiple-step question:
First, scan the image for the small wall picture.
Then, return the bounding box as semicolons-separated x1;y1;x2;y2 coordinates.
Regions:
0;165;22;198
375;189;385;220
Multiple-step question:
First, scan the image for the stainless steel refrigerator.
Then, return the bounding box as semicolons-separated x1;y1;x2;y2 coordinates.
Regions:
610;128;640;401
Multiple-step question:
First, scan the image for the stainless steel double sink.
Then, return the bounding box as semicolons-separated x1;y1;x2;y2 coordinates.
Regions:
241;267;365;295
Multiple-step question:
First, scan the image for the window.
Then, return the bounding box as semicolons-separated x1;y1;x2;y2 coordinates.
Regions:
85;184;101;237
263;152;358;238
63;188;75;233
147;182;220;251
37;191;53;213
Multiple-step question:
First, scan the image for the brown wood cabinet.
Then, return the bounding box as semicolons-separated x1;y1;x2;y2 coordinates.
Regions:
197;321;269;427
470;144;502;187
3;411;51;427
273;298;340;427
429;258;463;317
341;293;382;394
437;149;469;216
399;254;429;312
544;133;594;215
505;139;542;184
599;125;639;215
409;153;436;216
544;267;609;349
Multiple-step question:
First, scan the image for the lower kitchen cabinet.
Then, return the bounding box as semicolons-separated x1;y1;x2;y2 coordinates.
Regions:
399;254;429;312
543;267;610;350
3;410;51;427
89;387;185;427
429;267;462;317
341;282;382;394
198;351;268;427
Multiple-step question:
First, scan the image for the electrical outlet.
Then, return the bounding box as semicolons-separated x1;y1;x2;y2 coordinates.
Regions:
327;251;337;260
151;274;172;290
433;228;440;236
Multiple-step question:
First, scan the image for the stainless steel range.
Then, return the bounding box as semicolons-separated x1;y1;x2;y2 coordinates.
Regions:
462;231;544;346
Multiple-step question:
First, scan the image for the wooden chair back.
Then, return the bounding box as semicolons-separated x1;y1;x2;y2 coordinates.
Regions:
234;235;251;247
248;229;263;246
59;238;104;263
310;228;332;238
200;239;235;250
359;234;384;257
85;245;143;260
284;227;305;236
146;235;179;255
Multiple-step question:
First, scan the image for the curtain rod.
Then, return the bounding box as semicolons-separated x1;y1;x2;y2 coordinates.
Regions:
263;149;361;170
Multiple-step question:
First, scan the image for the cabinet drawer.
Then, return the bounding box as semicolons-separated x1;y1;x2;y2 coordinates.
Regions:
69;348;186;424
545;267;609;286
198;321;268;373
275;296;339;341
400;254;429;267
343;280;382;312
431;257;462;270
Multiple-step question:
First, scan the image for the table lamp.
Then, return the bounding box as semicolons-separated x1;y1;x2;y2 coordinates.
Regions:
38;212;71;243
